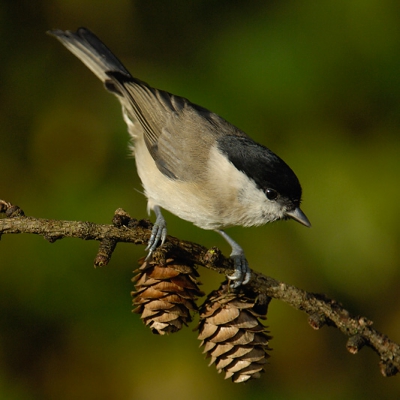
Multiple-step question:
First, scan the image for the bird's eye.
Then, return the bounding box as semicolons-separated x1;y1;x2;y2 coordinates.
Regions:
265;188;278;200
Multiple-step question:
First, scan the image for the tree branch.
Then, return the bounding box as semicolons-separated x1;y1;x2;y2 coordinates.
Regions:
1;199;399;377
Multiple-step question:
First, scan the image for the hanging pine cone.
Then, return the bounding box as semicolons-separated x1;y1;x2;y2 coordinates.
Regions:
197;283;272;383
132;258;204;335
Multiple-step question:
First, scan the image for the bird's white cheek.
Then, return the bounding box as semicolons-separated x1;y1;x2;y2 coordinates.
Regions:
206;147;285;227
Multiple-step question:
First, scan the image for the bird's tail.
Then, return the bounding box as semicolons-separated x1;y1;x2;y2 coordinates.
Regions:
48;27;132;84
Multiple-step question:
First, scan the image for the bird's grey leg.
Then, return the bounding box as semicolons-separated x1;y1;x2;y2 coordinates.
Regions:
145;205;167;259
215;230;252;287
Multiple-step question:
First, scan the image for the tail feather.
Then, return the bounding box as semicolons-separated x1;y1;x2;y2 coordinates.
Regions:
48;27;131;83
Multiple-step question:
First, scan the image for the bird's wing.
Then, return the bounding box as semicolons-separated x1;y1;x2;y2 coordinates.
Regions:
107;72;245;181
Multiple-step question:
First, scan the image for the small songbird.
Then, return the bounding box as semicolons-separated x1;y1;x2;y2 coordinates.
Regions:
49;27;310;286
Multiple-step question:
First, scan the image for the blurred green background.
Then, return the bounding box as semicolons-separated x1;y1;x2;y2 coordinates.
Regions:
1;0;400;399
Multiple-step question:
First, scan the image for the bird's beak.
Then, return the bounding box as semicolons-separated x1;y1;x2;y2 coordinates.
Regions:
286;207;311;227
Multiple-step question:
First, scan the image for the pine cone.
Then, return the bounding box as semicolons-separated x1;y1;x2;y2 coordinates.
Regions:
132;258;204;335
197;284;272;383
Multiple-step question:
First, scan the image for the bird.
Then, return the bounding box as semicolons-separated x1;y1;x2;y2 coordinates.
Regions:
48;27;310;287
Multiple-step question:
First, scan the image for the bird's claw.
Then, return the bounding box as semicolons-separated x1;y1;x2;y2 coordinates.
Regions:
145;206;167;260
227;253;252;288
145;222;167;259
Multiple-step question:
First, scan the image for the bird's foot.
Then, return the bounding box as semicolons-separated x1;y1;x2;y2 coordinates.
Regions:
215;230;252;287
227;252;252;288
145;206;167;259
